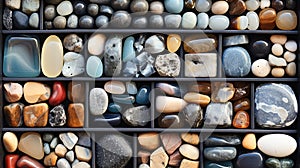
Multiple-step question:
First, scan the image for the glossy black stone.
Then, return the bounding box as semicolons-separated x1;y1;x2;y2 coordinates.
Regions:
204;135;241;146
272;0;285;11
111;0;130;10
286;0;296;9
236;152;263;168
249;40;271;58
93;113;121;126
74;1;87;16
158;114;183;128
79;15;94;28
13;11;29;29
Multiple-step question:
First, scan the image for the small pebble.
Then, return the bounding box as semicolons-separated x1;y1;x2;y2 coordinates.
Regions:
44;143;51;154
211;1;229;14
242;133;256;150
270;35;287;45
88;4;99;16
50;137;58;149
44;5;56;20
67;14;78;28
55;144;67;157
57;0;73;16
57;158;71;168
53;16;66;29
284;51;296;62
251;59;271;77
245;0;260;11
197;12;209;29
79;15;94;28
3;132;18;153
149;15;164;28
95;15;109;28
182;12;197;29
260;0;271;9
271;43;284;56
285;40;297;52
271;67;285;77
150;1;164;14
286;62;296;76
74;1;86;16
268;54;287;66
179;144;199;160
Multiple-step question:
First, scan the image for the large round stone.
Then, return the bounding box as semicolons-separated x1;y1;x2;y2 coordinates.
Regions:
276;10;297;30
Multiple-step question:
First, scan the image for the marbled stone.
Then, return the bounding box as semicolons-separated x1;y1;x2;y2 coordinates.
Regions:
179;144;199;160
104;81;125;94
229;0;246;15
17;156;44;168
286;62;296;77
204;147;237;161
104;35;122;76
149;15;164;28
223;47;251;77
111;11;131;28
18;132;44;160
67;14;78;28
3;7;12;30
156;96;187;113
250;40;271;58
268;54;287;67
242;133;256;150
204;102;233;127
57;1;73;16
158;114;184;128
68;103;84;127
236;152;263;168
79;15;94;28
3;132;18;153
5;0;21;9
57;158;71;168
223;35;249;47
24;103;48;127
280;158;294;168
96;134;132;168
75;145;92;162
89;88;108;115
204;161;233;168
195;0;212;12
4;83;23;103
155;53;180;77
95;15;109;28
5;154;19;168
53;16;66;29
123;106;150;126
276;10;297;30
86;56;103;78
271;67;285;77
42;35;64;77
183;92;210;107
164;14;182;28
180;159;199;168
165;0;184;13
231;16;249;30
233;111;250;128
62;52;84;77
182;12;197;29
255;83;298;128
285;40;297;52
150;147;169;168
266;158;281;168
49;105;66;127
160;133;182;155
246;0;260;11
169;151;182;166
55;144;67;157
259;8;276;30
204;135;241;146
59;132;78;150
74;1;86;16
185;53;217;77
234;98;250;112
251;59;271;77
123;36;136;62
197;12;209;29
247;11;260;30
284;51;296;62
209;15;230;30
150;1;164;14
22;0;39;14
29;13;39;28
13;11;29;29
212;1;229;14
211;82;235;103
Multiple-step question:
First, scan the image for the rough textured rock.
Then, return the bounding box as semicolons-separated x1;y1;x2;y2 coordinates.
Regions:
49;105;66;127
89;88;108;115
150;147;169;168
104;35;122;76
155;53;180;77
63;34;83;52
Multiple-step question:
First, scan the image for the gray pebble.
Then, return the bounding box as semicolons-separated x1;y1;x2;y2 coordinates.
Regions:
66;150;75;162
44;5;56;20
89;0;110;4
44;143;51;154
13;11;29;29
88;4;99;16
72;159;80;167
111;11;132;28
45;21;53;29
53;16;66;29
111;0;130;10
3;7;13;30
149;15;164;28
164;14;182;28
99;5;114;15
29;12;39;28
67;14;78;28
132;16;148;28
95;15;109;28
43;133;54;142
79;15;94;28
57;158;71;168
50;137;58;149
45;0;63;5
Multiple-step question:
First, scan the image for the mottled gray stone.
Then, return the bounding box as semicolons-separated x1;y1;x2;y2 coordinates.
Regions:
204;135;241;146
95;15;109;28
204;147;237;162
44;5;56;20
123;106;151;126
3;7;12;30
181;104;203;127
185;53;217;77
155;53;180;77
164;14;182;28
99;5;114;15
111;11;131;28
22;0;40;14
104;35;123;76
204;102;233;127
29;13;39;28
223;35;249;47
67;14;78;28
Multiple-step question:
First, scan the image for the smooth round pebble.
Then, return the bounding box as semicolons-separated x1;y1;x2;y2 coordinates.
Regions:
89;88;108;115
246;11;259;30
29;13;39;28
251;59;271;77
150;1;164;14
197;12;209;29
139;164;150;168
57;158;71;168
53;16;66;29
211;1;229;15
44;5;56;20
182;12;197;29
284;51;296;62
86;56;103;78
74;1;86;16
164;0;184;13
95;15;109;28
242;133;256;150
111;11;131;28
245;0;260;11
260;0;271;9
79;15;94;28
111;0;130;10
67;14;78;28
271;67;285;77
3;132;18;152
286;62;296;76
57;1;73;16
88;34;106;55
195;0;212;12
179;144;199;160
88;4;99;16
271;43;283;56
130;0;149;14
285;40;297;52
209;15;230;30
270;35;287;45
149;15;164;28
276;10;297;30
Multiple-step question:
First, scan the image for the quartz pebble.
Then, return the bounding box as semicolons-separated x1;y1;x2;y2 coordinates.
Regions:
181;103;203;127
75;145;92;162
276;10;297;30
231;16;249;30
286;62;296;76
4;82;23;103
50;137;58;149
261;0;271;9
29;13;39;28
59;132;78;150
246;0;260;11
160;133;182;155
195;0;212;12
212;1;229;15
67;14;78;28
285;40;297;52
271;67;285;77
57;158;71;168
182;12;197;29
57;1;73;16
164;14;182;28
18;132;44;160
44;143;50;154
145;35;165;54
89;88;108;115
246;11;260;30
209;15;230;30
197;12;209;29
150;147;169;168
211;82;235;103
184;37;217;53
242;133;256;150
24;82;50;104
66;151;75;162
68;82;85;103
185;53;217;77
73;162;91;168
251;59;271;77
138;132;160;150
155;53;180;77
179;144;199;160
271;43;284;56
156;96;187;113
3;132;18;153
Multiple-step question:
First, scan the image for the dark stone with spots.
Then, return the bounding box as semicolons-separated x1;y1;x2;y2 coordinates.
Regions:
49;105;66;127
236;152;263;168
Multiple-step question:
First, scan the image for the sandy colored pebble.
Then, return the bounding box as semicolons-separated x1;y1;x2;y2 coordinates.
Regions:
284;51;296;62
271;43;283;56
242;133;256;150
285;40;297;52
251;59;271;77
271;67;285;78
211;1;229;15
270;35;287;45
286;62;296;77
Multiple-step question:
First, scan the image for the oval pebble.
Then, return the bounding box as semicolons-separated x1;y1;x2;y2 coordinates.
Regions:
104;81;126;94
209;15;229;30
182;12;197;29
251;59;271;77
258;134;297;157
271;43;283;56
270;35;287;45
245;0;260;11
88;34;106;55
286;62;296;76
211;1;229;15
89;88;108;115
197;12;209;29
150;1;164;14
3;132;18;152
285;40;297;52
284;51;296;62
271;67;285;77
179;144;199;160
57;1;73;16
164;0;184;13
86;56;103;78
53;16;66;29
195;0;212;12
246;11;259;30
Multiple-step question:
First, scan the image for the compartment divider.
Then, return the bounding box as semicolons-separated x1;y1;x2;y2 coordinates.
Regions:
151;82;155;128
251;83;255;129
133;133;138;168
85;81;90;128
199;133;204;168
91;132;96;168
39;0;44;30
218;34;223;78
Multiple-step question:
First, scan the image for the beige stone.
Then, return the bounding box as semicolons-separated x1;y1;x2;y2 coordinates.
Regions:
24;82;50;103
270;35;287;45
271;43;283;56
75;145;92;162
4;82;23;103
183;92;210;107
156;96;187;113
181;133;200;145
3;132;18;153
179;159;199;168
286;62;296;77
179;144;199;160
150;147;169;168
138;132;160;150
251;59;271;77
104;81;126;94
284;51;296;62
55;144;67;157
44;152;58;166
185;53;217;77
212;1;229;14
268;54;287;67
18;132;44;160
160;133;182;155
88;34;106;55
285;40;297;52
138;151;150;164
242;133;256;150
271;68;285;77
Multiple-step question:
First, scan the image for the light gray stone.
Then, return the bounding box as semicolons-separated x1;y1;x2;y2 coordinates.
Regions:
89;88;108;115
104;35;123;76
22;0;39;14
164;14;181;28
66;150;75;162
185;53;217;77
204;102;233;127
67;14;78;28
155;53;180;77
145;35;165;54
62;52;85;77
57;0;73;16
57;158;71;168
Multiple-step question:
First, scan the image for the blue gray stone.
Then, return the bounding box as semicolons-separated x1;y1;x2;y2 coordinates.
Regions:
223;35;249;47
204;102;233;127
13;11;29;29
108;103;122;113
112;95;135;104
126;82;138;95
204;147;237;162
164;0;184;13
204;135;241;146
93;113;122;126
79;15;94;28
164;14;182;28
95;15;109;28
136;86;150;105
236;152;263;168
222;47;251;77
86;56;103;78
265;158;281;168
123;36;136;62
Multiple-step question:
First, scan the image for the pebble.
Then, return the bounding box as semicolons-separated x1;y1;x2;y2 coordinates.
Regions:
50;137;58;149
229;0;246;15
145;35;165;54
212;1;229;14
185;53;217;77
57;1;73;16
158;114;184;128
258;134;297;157
44;152;58;166
111;0;130;10
55;144;67;157
204;102;233;127
160;133;182;155
43;133;54;142
205;161;233;168
182;12;197;29
5;0;21;9
155;53;180;77
86;56;103;78
79;15;94;28
180;159;199;168
111;95;135;104
139;164;150;168
72;160;80;167
88;34;105;55
181;103;203;127
59;132;78;150
3;7;12;30
204;134;241;146
23;82;50;103
276;10;297;30
111;11;131;28
22;0;39;14
265;158;281;168
87;3;99;16
100;5;114;14
209;15;230;30
62;35;82;52
204;147;237;161
72;162;91;168
125;82;137;95
123;106;151;126
149;15;164;28
179;144;199;160
95;15;109;28
261;0;271;9
236;152;263;168
184;36;217;53
68;103;85;127
271;43;284;56
268;54;287;66
49;82;66;106
23;103;49;127
271;67;285;77
286;0;296;9
123;36;136;62
130;0;149;14
164;0;184;13
255;83;297;128
75;145;92;162
223;35;249;47
4;82;22;103
4;103;24;127
167;34;181;53
284;51;296;62
17;156;44;168
195;0;212;12
49;105;66;127
222;47;251;77
247;11;260;30
138;132;160;150
66;151;75;162
3;132;18;153
67;14;78;28
156;83;181;97
232;82;250;101
29;13;39;28
156;96;187;113
13;11;29;29
44;5;56;20
286;62;296;76
132;16;147;28
259;8;276;30
234;98;250;112
164;14;182;28
104;81;126;94
96;134;132;168
272;0;284;11
150;1;164;14
104;35;123;76
231;16;249;30
270;35;287;45
285;40;297;52
181;133;200;145
77;132;91;147
62;52;85;77
197;12;209;29
45;0;63;4
246;0;260;11
233;111;250;128
250;40;271;58
18;132;44;160
251;59;271;77
74;1;86;16
242;133;256;150
42;35;63;77
150;147;169;168
138;151;150;164
44;143;50;154
136;86;150;104
57;158;71;168
184;92;210;106
89;88;108;115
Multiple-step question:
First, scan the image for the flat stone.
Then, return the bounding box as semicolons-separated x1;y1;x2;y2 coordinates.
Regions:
49;105;66;127
86;56;103;78
184;37;217;53
42;35;64;77
284;51;296;62
286;62;296;77
17;156;44;168
180;159;199;168
204;134;241;146
68;103;84;127
250;40;271;58
155;53;180;77
276;10;297;30
259;8;276;30
67;14;78;28
123;106;151;126
149;15;164;28
53;16;67;29
50;137;58;149
182;12;197;29
156;83;181;97
13;11;29;29
3;132;18;153
271;67;285;77
123;36;136;62
212;1;229;14
197;12;209;29
89;88;108;115
5;154;19;168
23;82;50;103
211;82;235;103
261;0;271;9
236;152;263;168
223;35;249;47
246;0;260;11
167;34;181;53
285;40;297;52
22;0;39;14
181;103;203;127
247;11;260;30
55;144;67;157
164;14;182;28
29;13;39;28
160;133;182;155
18;132;44;160
156;96;187;113
179;144;199;160
158;114;184;128
62;52;84;77
205;161;233;168
126;82;138;95
73;162;91;168
3;7;12;30
204;147;237;161
195;0;212;12
23;103;48;127
164;0;184;13
75;145;92;162
229;0;246;15
231;16;249;30
150;147;169;168
234;98;250;112
209;15;230;30
59;132;78;150
138;132;160;150
63;34;83;52
251;59;271;77
110;11;131;28
57;1;73;16
57;158;71;168
242;133;256;150
233;110;250;128
111;95;135;104
255;83;298;128
138;151;150;164
185;53;217;77
44;143;50;154
150;1;164;14
4;83;23;103
104;35;122;76
222;47;251;77
181;133;199;145
204;102;233;127
96;134;132;168
6;0;21;9
104;81;125;94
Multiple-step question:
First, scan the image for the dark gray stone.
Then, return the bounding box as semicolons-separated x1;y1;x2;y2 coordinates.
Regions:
111;11;132;28
44;5;56;20
104;35;123;76
74;1;87;16
236;152;263;168
44;21;53;29
111;0;130;10
158;114;184;128
204;161;233;168
79;15;94;28
89;0;110;4
49;105;66;127
88;4;99;16
13;11;29;29
122;106;150;126
266;158;281;168
281;158;294;168
204;135;241;146
204;147;237;162
96;15;109;28
180;104;203;127
3;7;13;30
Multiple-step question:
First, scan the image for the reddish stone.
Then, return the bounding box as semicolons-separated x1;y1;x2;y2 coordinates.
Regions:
160;133;182;155
233;111;250;128
169;151;183;166
5;154;19;168
138;151;150;164
16;156;45;168
49;82;66;106
233;98;250;112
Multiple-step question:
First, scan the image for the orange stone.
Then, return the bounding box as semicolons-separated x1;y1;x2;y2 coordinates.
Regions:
23;103;49;127
138;132;160;150
167;34;181;53
259;8;276;30
242;133;256;150
183;92;211;107
233;111;250;129
180;133;200;145
233;98;250;112
67;103;85;127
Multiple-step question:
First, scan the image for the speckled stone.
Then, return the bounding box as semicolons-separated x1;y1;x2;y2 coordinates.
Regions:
104;35;122;76
255;83;298;128
155;53;180;77
204;147;237;162
3;7;13;30
205;134;241;146
49;105;66;127
67;15;78;28
89;88;108;115
181;103;203;127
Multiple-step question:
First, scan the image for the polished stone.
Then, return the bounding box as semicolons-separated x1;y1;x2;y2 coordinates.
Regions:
180;159;199;168
181;133;200;145
95;15;109;28
209;15;230;30
181;103;203;127
197;12;209;29
180;144;199;160
265;158;281;168
111;11;131;28
150;1;164;14
236;152;263;168
190;82;211;94
160;133;182;155
250;40;271;58
185;53;217;77
233;110;250;128
3;132;18;153
6;0;21;9
204;147;237;161
138;132;160;150
4;103;23;127
49;82;66;106
242;133;256;150
229;0;246;15
231;16;249;30
24;82;50;103
183;92;210;106
270;34;287;45
223;35;249;47
155;53;180;77
195;0;212;12
74;1;86;16
86;56;103;78
284;51;296;62
29;13;39;28
14;13;29;29
63;34;83;52
276;10;297;30
232;82;250;101
111;0;130;10
204;102;233;127
272;0;284;11
93;113;122;126
184;37;217;53
5;154;19;168
18;132;44;160
165;0;184;13
68;82;85;103
182;12;197;29
22;0;39;14
158;114;184;128
286;0;296;9
156;96;187;113
167;34;181;53
268;54;287;67
68;103;84;127
251;59;271;77
138;151;150;164
149;15;164;28
53;16;66;29
4;82;23;103
112;94;135;104
89;88;108;115
104;35;122;76
88;33;105;55
285;40;297;52
234;98;250;112
123;106;150;126
59;132;78;150
17;156;44;168
205;161;233;168
99;5;114;14
156;83;181;97
132;16;147;28
259;8;276;30
271;67;285;77
164;14;182;28
104;81;126;94
280;158;294;168
24;103;49;127
57;158;71;168
88;3;99;16
169;151;182;166
55;144;67;157
247;11;260;30
123;36;136;62
286;62;296;77
212;1;229;14
57;0;73;16
67;14;78;28
126;82;137;95
75;145;92;162
136;86;150;104
79;15;94;28
145;35;165;54
185;0;196;9
261;0;271;9
246;0;260;11
204;135;241;146
130;0;149;14
211;82;235;102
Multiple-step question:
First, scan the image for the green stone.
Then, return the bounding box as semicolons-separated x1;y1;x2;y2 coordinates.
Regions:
86;56;103;78
265;158;281;168
281;158;294;168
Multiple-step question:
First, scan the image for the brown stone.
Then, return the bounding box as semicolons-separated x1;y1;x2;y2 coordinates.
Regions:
138;132;160;150
185;0;195;9
233;98;250;112
259;8;276;30
4;103;24;127
167;34;181;53
4;82;23;103
229;0;246;15
68;82;85;102
160;133;182;155
156;96;187;113
150;147;169;168
233;111;250;129
67;103;85;127
189;82;211;94
5;154;20;168
18;132;44;160
24;82;51;104
179;144;199;160
179;159;199;168
44;152;58;166
17;156;45;168
181;133;200;145
276;10;297;30
169;151;183;166
138;151;150;164
23;103;49;127
183;92;211;107
211;82;235;103
232;82;250;101
242;133;256;150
